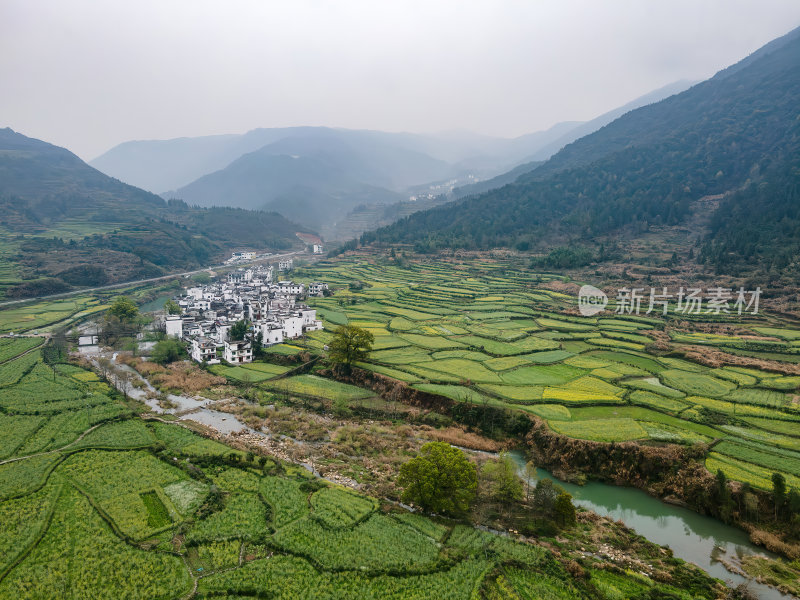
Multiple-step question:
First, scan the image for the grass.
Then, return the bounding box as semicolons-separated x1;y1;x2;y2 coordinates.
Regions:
415;358;503;383
707;453;800;491
479;384;543;402
59;449;189;539
310;487;377;528
659;369;737;398
0;337;43;362
629;390;689;413
413;384;486;402
272;514;442;571
549;417;648;442
355;361;422;382
186;492;268;543
500;363;585;385
264;374;374;401
714;440;800;477
0;483;192;598
398;333;466;350
528;404;572;420
0;296;107;334
149;421;238;457
209;364;276;382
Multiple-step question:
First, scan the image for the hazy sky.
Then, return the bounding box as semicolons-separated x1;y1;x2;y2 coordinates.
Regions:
2;0;800;160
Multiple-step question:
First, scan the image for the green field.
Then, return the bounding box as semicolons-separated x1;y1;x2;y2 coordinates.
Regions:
1;255;798;597
293;258;800;493
2;334;668;599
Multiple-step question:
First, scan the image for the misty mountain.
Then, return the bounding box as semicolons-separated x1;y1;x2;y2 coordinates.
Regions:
89;80;698;241
449;80;695;200
363;26;800;279
0;128;307;298
90;125;585;196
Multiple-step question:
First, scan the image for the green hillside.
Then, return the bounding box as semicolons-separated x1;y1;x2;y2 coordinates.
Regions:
363;26;800;278
0;128;309;299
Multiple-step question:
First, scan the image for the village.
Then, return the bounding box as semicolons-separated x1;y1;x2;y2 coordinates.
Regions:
163;257;328;365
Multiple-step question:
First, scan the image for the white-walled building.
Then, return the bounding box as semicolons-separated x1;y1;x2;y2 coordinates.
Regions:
308;282;328;296
260;322;285;345
281;315;304;339
191;337;221;364
176;270;329;363
277;281;304;295
223;340;253;364
215;324;231;344
165;316;183;338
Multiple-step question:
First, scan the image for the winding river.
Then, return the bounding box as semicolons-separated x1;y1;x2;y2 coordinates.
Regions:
508;451;792;599
93;348;792;598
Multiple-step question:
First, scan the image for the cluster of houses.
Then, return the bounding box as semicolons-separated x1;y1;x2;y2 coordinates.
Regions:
163;264;328;365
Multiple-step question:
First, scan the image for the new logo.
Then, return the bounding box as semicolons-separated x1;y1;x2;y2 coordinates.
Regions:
578;285;608;316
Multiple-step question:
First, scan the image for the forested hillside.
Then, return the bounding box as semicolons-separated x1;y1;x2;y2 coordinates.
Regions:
0;129;307;298
363;26;800;278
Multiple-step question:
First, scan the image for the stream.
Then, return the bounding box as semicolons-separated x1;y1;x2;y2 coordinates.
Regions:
88;347;792;598
507;451;792;599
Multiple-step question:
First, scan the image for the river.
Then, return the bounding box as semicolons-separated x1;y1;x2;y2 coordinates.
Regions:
92;346;791;598
507;451;792;599
139;293;175;314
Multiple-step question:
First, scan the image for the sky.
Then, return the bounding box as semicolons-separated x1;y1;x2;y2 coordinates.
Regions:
2;0;800;161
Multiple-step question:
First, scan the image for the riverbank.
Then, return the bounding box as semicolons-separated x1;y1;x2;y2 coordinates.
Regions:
100;350;793;598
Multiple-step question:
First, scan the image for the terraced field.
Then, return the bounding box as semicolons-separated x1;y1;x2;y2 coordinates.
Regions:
281;258;800;493
0;337;693;599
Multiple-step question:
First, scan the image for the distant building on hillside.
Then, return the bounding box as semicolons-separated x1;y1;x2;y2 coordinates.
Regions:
165;315;183;338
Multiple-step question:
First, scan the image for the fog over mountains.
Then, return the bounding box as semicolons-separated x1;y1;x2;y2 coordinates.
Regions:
90;81;694;238
365;25;800;278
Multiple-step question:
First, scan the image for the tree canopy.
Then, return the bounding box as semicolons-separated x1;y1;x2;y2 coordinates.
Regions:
481;451;523;504
151;338;187;365
107;296;139;322
230;319;249;341
328;324;374;369
164;299;181;315
398;442;477;516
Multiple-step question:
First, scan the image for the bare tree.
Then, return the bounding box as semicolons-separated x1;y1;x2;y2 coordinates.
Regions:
96;357;112;381
117;371;134;400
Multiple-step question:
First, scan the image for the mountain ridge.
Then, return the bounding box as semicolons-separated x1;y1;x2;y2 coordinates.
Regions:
361;24;800;279
0;128;310;298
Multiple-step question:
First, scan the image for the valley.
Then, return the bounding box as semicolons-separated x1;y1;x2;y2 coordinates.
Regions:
2;7;800;598
3;252;800;598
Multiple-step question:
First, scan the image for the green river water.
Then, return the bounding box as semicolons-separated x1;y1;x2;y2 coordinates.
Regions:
507;451;793;599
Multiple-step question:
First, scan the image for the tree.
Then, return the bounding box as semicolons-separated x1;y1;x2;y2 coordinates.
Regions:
773;472;787;519
524;460;537;501
107;296;139;322
744;492;759;523
398;442;477;516
116;371;134;400
554;493;577;527
164;299;181;315
532;478;560;516
328;324;374;370
151;338;187;365
715;469;734;522
230;319;248;341
253;331;265;358
481;452;523;504
42;333;68;379
789;489;800;516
